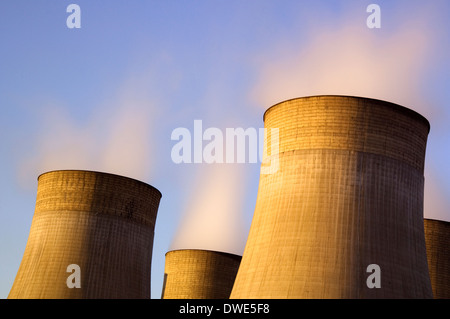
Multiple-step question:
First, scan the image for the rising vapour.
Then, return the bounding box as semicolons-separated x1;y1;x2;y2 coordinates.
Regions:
17;76;159;186
169;163;248;256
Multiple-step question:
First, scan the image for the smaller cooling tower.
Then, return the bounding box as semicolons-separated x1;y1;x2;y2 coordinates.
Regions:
8;170;161;299
424;218;450;299
161;249;241;299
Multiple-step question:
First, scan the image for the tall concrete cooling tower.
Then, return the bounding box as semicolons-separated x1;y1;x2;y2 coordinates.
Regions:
230;95;432;298
8;170;161;299
161;249;241;299
424;218;450;299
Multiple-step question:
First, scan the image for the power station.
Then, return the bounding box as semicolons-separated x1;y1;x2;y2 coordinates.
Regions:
7;95;450;299
230;96;433;298
8;170;161;299
161;249;241;299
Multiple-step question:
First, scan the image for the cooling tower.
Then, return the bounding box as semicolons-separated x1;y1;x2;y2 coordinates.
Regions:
8;170;161;299
230;95;432;299
161;249;241;299
424;218;450;299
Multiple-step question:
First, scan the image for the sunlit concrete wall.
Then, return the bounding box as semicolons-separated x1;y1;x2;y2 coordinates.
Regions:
424;218;450;299
231;95;432;298
162;249;241;299
8;170;161;299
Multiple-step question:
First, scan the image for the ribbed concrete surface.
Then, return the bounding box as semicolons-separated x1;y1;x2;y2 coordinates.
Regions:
8;170;161;299
424;218;450;299
162;249;241;299
231;95;432;298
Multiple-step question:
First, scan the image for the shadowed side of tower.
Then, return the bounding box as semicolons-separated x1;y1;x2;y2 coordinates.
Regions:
8;170;161;299
424;218;450;299
230;95;432;299
161;249;241;299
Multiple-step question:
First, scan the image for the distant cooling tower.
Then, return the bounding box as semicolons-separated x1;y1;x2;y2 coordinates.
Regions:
231;95;432;298
424;218;450;299
162;249;241;299
8;170;161;299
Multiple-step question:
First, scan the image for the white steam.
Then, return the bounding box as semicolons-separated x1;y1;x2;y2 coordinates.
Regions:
170;163;248;256
18;80;158;185
250;21;437;121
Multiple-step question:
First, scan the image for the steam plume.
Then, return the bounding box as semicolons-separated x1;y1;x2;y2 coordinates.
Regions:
170;163;247;256
18;78;158;185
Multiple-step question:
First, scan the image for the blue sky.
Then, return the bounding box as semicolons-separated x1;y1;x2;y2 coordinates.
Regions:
1;0;449;299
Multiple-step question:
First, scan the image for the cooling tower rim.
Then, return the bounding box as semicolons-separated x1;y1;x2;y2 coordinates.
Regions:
37;169;162;198
263;95;430;133
424;217;450;224
165;248;242;259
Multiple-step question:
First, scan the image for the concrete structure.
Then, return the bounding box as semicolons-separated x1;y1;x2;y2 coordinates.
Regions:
162;249;241;299
424;218;450;299
8;170;161;299
230;95;432;298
